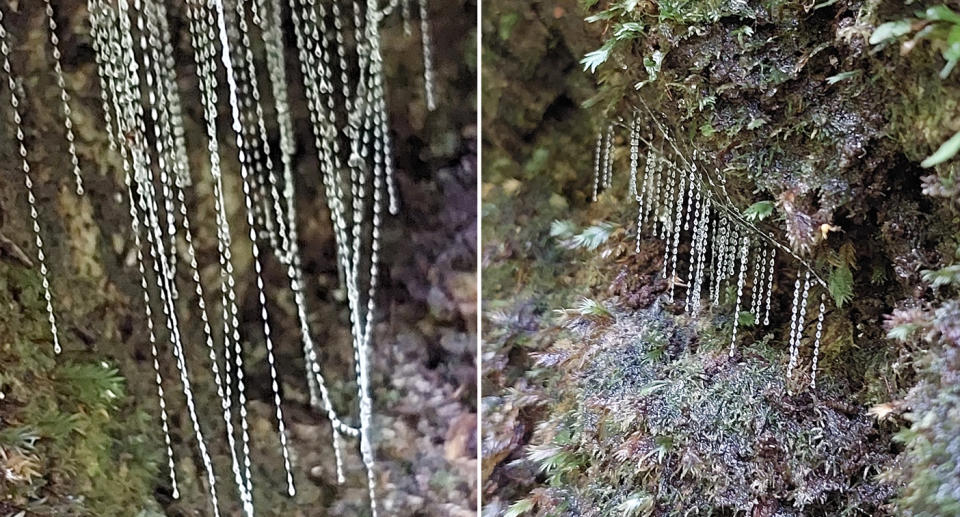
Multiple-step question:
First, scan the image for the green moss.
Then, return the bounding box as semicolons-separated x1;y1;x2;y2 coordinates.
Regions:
0;263;161;515
483;0;960;513
522;305;897;515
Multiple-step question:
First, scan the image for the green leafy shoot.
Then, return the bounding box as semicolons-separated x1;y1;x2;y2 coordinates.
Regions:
582;8;647;74
829;264;854;308
743;201;775;221
871;6;960;79
826;70;860;85
585;9;618;22
554;298;615;327
498;12;520;40
732;25;754;46
581;39;616;73
526;444;582;474
887;322;921;342
33;409;82;442
871;264;889;285
884;308;929;342
56;362;126;408
869;20;913;44
614;22;645;39
635;50;665;89
699;121;716;137
617;492;655;516
637;379;671;397
550;219;578;239
566;222;617;250
574;297;614;321
941;23;960;77
504;498;535;517
585;0;641;22
746;116;766;130
921;264;960;287
922;5;960;24
921;129;960;168
0;425;40;453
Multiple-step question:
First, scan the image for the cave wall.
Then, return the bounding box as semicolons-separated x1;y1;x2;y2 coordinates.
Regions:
482;0;960;514
0;0;477;515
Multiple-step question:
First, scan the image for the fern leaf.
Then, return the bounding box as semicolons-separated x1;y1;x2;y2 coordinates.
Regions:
743;201;775;221
922;264;960;287
504;498;535;517
829;264;854;308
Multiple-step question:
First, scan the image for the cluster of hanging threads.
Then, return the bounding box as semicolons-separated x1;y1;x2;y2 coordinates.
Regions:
603;105;836;391
187;0;264;509
786;269;811;385
637;145;662;240
692;196;712;312
418;0;436;111
763;249;776;325
686;183;710;313
629;116;647;254
683;177;701;311
286;0;429;512
728;235;750;357
0;1;440;515
750;247;766;317
809;293;826;388
0;7;61;356
592;131;603;201
592;123;614;201
92;2;224;514
710;215;729;304
666;165;688;301
85;1;178;497
42;0;85;196
602;124;613;191
784;270;829;391
212;0;298;498
261;0;360;490
628;114;639;201
143;0;231;502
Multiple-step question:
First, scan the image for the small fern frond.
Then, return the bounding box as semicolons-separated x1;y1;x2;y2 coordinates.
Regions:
742;201;775;221
504;498;535;517
566;222;617;250
922;264;960;287
829;264;854;308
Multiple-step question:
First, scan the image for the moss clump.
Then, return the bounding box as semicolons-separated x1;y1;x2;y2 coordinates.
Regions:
884;299;960;516
514;303;897;515
0;263;162;516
